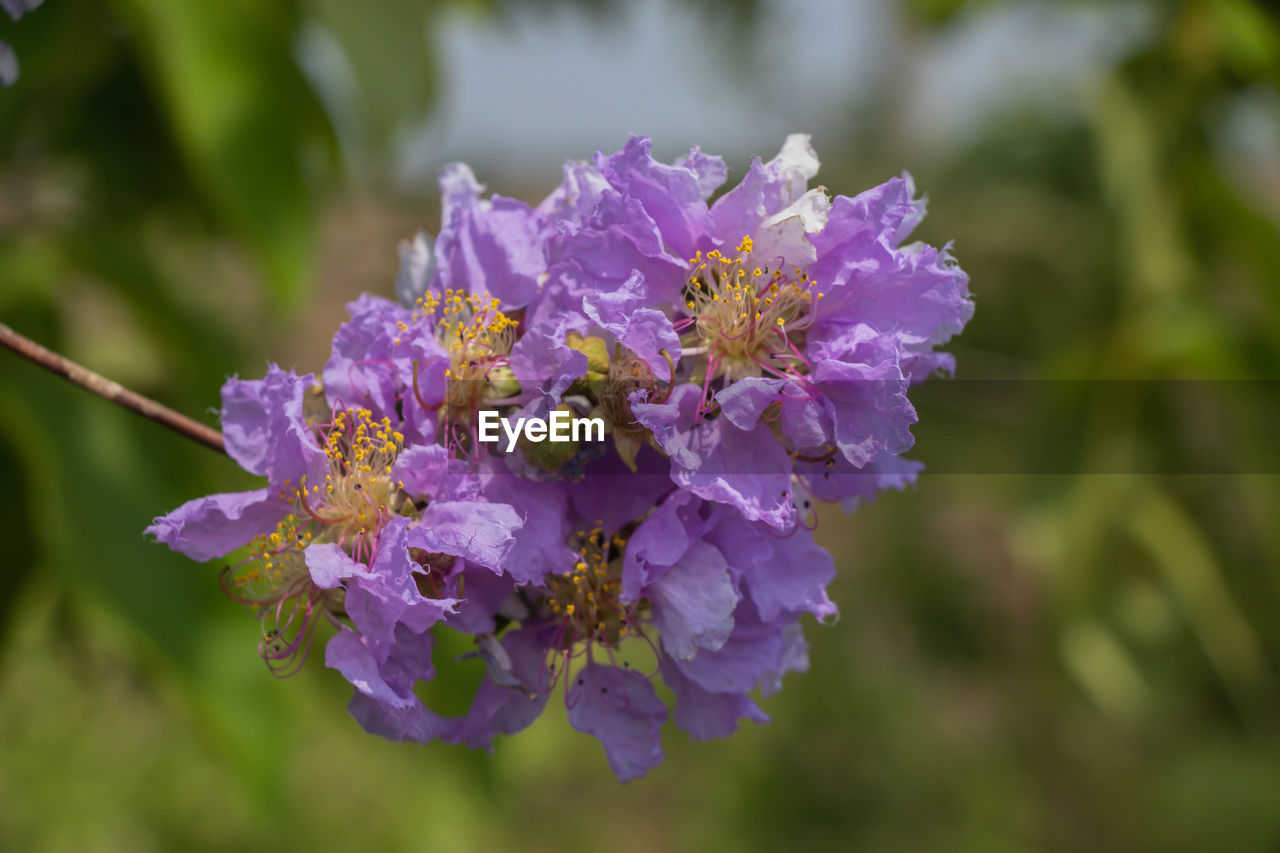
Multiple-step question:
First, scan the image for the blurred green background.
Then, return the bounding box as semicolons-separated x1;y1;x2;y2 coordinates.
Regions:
2;0;1279;850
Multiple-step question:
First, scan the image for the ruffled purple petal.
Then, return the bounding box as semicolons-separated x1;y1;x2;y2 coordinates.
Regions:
582;270;681;379
671;415;795;530
658;653;769;742
343;517;459;641
323;294;407;418
304;542;370;590
347;691;457;744
751;187;830;269
777;391;832;451
569;448;675;536
220;366;323;485
431;163;547;308
795;451;924;513
674;145;728;201
509;319;589;404
629;382;703;471
812;357;915;469
335;625;458;743
710;134;820;242
760;620;810;697
145;489;290;562
555;190;687;305
443;567;519;635
706;513;836;622
326;627;419;710
621;489;701;600
410;500;522;572
479;472;577;585
320;292;448;450
452;627;552;749
673;600;796;694
566;661;667;782
715;377;784;431
634;384;794;529
535;160;611;226
390;443;480;501
808;176;973;361
648;540;738;660
596;135;714;259
804;324;917;468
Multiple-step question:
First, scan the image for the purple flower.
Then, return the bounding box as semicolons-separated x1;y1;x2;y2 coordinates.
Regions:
554;135;971;517
147;133;972;782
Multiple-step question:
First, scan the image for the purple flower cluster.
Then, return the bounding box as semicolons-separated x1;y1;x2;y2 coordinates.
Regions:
147;135;972;781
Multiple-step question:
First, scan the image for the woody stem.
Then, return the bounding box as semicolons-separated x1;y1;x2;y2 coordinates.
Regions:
0;321;227;455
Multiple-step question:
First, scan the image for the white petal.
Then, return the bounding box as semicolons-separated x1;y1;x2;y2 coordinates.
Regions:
767;133;820;204
753;188;830;267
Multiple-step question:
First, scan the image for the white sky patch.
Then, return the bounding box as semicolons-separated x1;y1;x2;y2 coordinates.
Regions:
902;1;1153;155
394;0;890;188
1212;87;1280;225
332;0;1163;188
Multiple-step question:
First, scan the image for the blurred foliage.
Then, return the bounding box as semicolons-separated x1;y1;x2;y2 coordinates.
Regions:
2;0;1280;851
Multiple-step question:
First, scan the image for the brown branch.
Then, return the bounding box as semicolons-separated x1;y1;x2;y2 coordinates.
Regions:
0;322;227;455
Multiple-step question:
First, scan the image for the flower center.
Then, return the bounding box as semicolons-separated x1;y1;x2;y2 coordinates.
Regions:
599;350;661;433
683;235;820;379
546;522;634;647
432;290;518;419
289;406;405;563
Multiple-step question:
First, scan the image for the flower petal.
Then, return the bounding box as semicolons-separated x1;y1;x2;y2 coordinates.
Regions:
566;661;667;782
452;627;553;749
410;500;522;572
649;540;738;660
145;489;289;561
659;654;769;742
